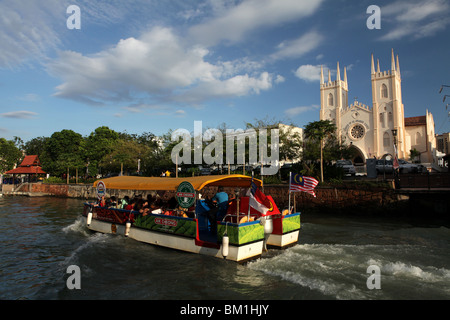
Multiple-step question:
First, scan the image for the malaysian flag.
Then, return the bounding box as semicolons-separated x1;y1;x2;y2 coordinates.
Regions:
289;173;319;197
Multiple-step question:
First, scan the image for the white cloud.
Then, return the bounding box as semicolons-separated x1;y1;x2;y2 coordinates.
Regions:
275;75;285;84
175;72;275;103
189;0;324;46
380;0;450;40
0;0;66;68
48;27;277;106
271;31;324;61
175;110;187;117
294;65;322;82
285;105;319;117
1;111;38;119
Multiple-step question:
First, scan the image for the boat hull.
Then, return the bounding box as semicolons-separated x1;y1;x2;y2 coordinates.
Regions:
267;213;301;248
82;204;264;262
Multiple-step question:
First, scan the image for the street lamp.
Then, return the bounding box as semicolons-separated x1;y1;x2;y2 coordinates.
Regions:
391;129;397;139
391;129;400;188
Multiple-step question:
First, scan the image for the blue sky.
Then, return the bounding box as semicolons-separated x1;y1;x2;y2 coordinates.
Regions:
1;0;449;143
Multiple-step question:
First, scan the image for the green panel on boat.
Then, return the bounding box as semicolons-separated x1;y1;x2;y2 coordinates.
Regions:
218;222;264;245
282;214;301;234
133;215;197;238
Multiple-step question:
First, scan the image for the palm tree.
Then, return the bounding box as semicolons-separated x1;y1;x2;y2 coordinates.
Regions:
304;120;337;182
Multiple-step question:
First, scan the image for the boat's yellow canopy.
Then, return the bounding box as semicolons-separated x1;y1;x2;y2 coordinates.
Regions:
93;175;261;191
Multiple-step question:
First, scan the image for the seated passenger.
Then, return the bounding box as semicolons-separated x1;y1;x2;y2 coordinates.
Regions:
206;187;229;234
95;196;106;207
120;196;129;209
125;198;135;211
107;196;117;208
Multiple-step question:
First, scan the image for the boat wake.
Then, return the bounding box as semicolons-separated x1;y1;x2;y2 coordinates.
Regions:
247;243;450;299
62;217;91;237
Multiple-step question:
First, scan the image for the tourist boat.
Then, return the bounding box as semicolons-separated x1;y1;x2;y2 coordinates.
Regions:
81;175;300;262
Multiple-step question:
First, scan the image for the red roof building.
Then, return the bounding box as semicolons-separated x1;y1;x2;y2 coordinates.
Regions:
5;155;46;175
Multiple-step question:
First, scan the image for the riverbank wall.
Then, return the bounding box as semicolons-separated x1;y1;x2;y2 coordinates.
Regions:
2;181;429;216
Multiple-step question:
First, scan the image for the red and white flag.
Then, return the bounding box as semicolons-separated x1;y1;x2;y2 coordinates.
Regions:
290;174;319;197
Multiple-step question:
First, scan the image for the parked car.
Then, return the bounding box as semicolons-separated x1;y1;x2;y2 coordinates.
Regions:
233;165;253;174
200;167;212;175
336;160;356;176
253;164;274;175
398;159;419;173
416;164;427;173
376;159;393;173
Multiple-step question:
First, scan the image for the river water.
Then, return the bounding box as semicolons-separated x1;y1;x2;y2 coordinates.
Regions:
0;196;449;301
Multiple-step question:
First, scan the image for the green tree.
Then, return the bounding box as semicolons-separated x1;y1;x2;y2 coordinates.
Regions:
0;138;23;173
84;126;119;176
99;138;150;175
42;129;84;177
24;137;48;157
410;148;421;163
303;120;337;182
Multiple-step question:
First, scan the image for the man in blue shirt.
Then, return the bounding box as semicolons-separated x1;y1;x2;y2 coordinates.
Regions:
208;187;229;234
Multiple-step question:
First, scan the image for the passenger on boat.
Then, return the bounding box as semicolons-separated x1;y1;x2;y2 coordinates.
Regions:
95;196;107;207
108;196;117;208
125;198;135;211
166;196;178;210
120;196;129;209
135;198;145;214
206;187;229;234
141;195;153;216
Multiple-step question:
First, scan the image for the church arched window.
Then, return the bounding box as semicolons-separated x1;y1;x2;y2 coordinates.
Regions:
383;132;390;147
380;113;385;128
381;84;388;98
328;93;334;106
415;132;421;145
388;112;393;123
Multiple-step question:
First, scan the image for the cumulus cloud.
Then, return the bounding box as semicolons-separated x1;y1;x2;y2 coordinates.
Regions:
41;0;325;108
380;0;450;40
48;27;280;106
294;65;322;82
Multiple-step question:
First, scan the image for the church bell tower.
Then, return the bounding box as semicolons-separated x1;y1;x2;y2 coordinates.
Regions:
371;49;406;159
320;62;348;143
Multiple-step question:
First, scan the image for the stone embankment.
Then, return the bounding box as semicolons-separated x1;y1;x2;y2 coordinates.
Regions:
2;182;405;215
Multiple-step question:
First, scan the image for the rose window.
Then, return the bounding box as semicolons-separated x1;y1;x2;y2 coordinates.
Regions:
350;124;365;140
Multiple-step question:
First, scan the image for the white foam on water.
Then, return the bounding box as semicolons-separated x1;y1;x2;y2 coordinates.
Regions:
248;243;450;299
368;258;450;283
62;217;90;237
61;232;111;268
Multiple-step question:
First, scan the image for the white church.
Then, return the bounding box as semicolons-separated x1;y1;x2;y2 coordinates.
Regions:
320;49;438;166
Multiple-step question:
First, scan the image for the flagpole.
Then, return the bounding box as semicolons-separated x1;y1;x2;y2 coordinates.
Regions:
288;172;292;214
247;171;253;220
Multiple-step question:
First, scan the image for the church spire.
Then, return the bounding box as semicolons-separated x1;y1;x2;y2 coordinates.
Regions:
336;62;341;82
328;68;331;83
391;48;396;71
371;54;375;74
344;66;348;86
320;65;324;85
377;59;380;73
396;55;401;77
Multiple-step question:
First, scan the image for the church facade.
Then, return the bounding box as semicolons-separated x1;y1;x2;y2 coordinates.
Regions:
319;49;436;165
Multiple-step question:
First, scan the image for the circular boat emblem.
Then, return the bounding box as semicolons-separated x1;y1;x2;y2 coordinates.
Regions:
97;181;106;200
176;181;196;209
